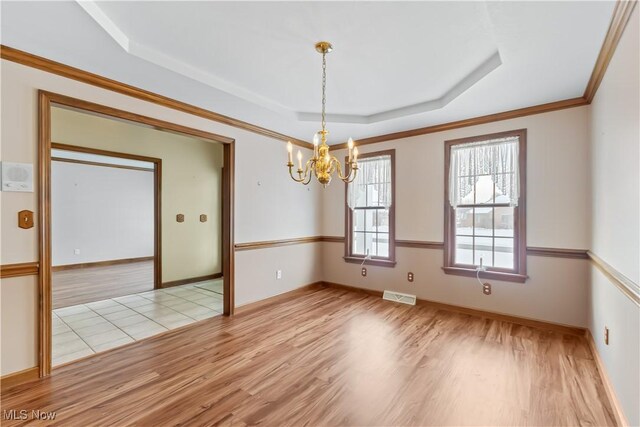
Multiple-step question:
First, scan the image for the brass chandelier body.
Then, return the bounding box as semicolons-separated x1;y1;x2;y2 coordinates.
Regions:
287;42;358;187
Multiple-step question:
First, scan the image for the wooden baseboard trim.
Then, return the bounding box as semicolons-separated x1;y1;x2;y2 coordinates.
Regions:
585;329;629;426
0;262;40;279
588;251;640;307
234;282;323;315
52;256;154;272
1;367;39;392
321;281;585;336
160;272;223;289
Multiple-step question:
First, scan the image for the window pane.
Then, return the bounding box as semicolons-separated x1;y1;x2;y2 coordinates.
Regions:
365;233;376;257
353;232;366;255
455;208;472;236
376;233;389;257
494;238;514;269
365;209;375;232
455;235;473;265
474;207;493;236
474;237;493;267
353;210;365;232
474;175;495;204
494;206;514;237
377;210;389;233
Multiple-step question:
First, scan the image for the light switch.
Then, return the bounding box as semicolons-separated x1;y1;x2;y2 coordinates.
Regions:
18;210;34;229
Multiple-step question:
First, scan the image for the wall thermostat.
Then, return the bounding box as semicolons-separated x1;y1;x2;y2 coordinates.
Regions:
1;162;34;192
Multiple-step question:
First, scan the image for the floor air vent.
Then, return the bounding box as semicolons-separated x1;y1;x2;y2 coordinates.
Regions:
382;290;417;305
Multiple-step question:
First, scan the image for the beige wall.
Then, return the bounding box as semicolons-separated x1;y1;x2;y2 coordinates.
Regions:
322;106;591;327
51;107;223;282
0;59;322;375
587;7;639;426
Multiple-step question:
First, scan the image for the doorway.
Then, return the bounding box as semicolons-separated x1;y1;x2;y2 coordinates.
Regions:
51;144;160;309
39;91;235;376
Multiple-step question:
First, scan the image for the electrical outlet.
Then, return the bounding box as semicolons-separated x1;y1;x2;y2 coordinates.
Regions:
482;283;491;295
276;270;282;280
74;249;80;255
407;272;414;282
604;326;609;345
361;267;367;277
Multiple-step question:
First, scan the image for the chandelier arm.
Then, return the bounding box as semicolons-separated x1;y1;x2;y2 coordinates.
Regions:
288;166;307;183
332;157;358;183
288;157;314;183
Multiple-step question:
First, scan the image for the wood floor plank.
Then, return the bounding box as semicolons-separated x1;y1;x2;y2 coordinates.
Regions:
0;286;616;426
52;261;154;308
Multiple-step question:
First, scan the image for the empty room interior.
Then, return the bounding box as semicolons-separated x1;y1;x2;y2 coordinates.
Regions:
0;1;638;426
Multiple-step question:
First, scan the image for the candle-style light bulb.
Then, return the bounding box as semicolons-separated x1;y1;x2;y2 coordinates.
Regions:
348;137;354;162
287;141;293;164
313;133;319;158
297;150;303;170
353;147;359;162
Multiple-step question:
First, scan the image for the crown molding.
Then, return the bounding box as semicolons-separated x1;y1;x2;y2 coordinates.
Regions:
583;0;638;103
0;45;313;150
332;97;588;150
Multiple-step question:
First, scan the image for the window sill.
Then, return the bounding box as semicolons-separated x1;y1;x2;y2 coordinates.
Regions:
344;256;397;268
442;266;527;283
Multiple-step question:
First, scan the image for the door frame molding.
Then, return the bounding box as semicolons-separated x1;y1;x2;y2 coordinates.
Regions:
38;90;235;377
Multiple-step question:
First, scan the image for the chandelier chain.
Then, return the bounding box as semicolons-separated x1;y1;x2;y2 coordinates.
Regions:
321;50;327;133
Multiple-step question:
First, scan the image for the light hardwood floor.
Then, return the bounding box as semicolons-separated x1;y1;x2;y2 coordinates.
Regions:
52;261;154;309
1;286;615;426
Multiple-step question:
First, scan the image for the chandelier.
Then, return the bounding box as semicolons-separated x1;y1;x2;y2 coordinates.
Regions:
287;41;358;187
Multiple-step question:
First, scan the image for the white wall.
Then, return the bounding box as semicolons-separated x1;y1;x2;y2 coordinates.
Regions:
322;106;591;327
588;7;639;426
0;59;322;375
52;161;155;266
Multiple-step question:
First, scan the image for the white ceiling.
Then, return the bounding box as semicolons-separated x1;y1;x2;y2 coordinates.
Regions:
1;1;615;143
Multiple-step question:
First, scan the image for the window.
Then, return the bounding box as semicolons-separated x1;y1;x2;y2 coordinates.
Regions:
443;129;526;282
345;150;396;267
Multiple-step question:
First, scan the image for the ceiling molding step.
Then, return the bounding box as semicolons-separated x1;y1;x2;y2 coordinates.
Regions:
297;51;502;124
77;0;296;118
332;97;588;150
0;45;313;149
583;0;638;103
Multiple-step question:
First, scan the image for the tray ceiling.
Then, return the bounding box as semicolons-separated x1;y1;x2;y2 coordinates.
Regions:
1;1;616;143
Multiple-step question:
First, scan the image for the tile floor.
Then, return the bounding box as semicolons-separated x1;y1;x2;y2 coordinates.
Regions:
52;279;223;366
